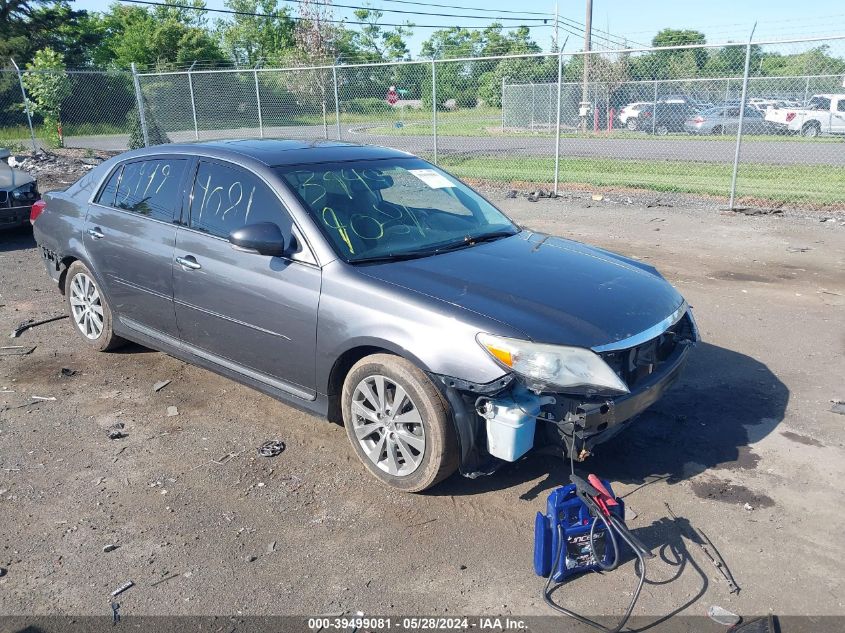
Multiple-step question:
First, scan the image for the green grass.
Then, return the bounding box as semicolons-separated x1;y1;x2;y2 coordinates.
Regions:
434;155;845;207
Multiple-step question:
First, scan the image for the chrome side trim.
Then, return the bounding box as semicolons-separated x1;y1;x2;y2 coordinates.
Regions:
591;301;689;353
119;317;313;401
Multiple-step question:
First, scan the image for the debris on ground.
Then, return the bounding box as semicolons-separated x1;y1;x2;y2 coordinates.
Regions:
166;405;178;417
103;544;119;553
646;198;672;208
707;605;741;626
0;345;36;356
591;193;604;201
786;246;811;253
831;402;845;415
0;567;6;577
624;505;638;521
245;554;258;562
107;422;127;440
733;207;784;216
257;440;285;458
211;451;240;466
110;580;134;597
744;503;754;512
31;395;56;401
153;380;171;392
505;189;517;199
665;502;740;594
150;573;180;587
9;314;68;338
110;602;120;624
60;368;79;378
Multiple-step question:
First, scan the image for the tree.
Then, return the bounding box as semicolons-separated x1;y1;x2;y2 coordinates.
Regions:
420;24;543;109
98;1;226;70
349;7;412;62
216;0;296;66
22;47;71;146
632;29;709;80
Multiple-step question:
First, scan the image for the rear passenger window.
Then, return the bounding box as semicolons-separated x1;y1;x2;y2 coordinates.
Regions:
114;159;187;222
190;161;291;239
96;166;122;207
838;100;845;112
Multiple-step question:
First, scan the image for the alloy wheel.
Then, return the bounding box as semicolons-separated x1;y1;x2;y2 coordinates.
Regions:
69;273;104;339
351;374;426;477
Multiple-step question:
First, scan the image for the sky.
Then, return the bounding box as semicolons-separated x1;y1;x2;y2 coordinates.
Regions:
70;0;845;56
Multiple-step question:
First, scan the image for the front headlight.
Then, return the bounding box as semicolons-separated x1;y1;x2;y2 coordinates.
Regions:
11;184;36;201
477;333;629;395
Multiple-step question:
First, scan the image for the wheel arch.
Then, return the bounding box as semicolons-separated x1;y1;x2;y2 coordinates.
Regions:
325;340;435;424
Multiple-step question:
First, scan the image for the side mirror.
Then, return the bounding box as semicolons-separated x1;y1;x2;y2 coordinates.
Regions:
228;222;287;257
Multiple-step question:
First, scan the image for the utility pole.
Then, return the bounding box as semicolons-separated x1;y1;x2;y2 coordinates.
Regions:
553;2;559;51
580;0;593;132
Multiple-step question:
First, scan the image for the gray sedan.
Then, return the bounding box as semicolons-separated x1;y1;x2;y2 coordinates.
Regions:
33;140;697;492
684;106;771;135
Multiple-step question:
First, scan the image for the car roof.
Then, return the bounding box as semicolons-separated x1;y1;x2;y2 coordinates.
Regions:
137;139;413;167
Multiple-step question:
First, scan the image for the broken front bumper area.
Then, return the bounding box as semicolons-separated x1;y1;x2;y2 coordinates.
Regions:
545;341;692;459
433;309;698;477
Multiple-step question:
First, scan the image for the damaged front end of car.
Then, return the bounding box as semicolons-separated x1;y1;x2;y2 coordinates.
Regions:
431;304;700;477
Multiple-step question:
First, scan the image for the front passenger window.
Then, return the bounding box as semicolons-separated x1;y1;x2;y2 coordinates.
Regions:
190;161;292;239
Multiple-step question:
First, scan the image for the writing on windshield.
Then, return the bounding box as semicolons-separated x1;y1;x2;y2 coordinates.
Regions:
280;159;514;261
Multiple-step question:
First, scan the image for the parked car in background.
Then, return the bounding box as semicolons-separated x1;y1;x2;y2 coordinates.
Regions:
1;149;40;230
684;106;771;135
627;102;696;135
31;140;698;492
618;101;653;129
764;94;845;137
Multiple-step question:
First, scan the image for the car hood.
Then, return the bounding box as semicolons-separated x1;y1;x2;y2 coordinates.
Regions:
0;164;35;189
357;231;684;349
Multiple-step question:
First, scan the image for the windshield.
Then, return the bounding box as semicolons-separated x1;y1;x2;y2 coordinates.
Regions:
278;158;518;262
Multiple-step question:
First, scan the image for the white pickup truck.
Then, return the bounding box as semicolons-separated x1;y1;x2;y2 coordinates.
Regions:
764;94;845;137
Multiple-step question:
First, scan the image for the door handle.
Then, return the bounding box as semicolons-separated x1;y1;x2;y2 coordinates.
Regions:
176;255;202;271
87;227;104;239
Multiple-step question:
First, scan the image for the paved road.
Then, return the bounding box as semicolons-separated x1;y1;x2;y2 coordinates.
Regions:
66;123;845;166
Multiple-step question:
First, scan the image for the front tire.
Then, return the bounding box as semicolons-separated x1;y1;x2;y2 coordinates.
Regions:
626;118;638;131
65;261;125;352
342;354;459;492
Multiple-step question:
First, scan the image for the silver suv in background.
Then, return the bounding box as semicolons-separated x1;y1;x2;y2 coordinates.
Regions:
32;140;698;492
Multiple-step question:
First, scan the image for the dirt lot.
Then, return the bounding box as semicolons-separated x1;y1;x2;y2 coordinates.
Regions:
1;163;844;625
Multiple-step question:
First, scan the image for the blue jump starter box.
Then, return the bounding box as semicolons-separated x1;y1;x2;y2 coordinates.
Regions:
533;480;626;582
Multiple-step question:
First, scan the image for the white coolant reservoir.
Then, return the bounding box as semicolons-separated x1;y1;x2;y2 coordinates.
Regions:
478;387;556;462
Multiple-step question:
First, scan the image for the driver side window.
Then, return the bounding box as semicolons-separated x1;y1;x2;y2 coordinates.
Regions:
189;161;292;239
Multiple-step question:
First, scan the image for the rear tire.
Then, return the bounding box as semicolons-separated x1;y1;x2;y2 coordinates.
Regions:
626;118;638;131
711;125;723;135
65;261;125;352
342;354;459;492
801;122;820;138
656;124;669;136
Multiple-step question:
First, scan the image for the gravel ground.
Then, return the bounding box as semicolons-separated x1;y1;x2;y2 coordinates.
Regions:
1;160;844;625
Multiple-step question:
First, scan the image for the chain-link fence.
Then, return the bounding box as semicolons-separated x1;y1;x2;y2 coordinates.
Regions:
2;34;844;210
0;66;137;153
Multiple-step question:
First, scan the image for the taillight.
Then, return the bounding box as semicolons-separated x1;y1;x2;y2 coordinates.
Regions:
30;199;46;224
786;112;796;122
694;116;704;123
642;111;652;118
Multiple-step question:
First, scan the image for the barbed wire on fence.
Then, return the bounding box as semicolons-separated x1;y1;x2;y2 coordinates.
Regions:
2;34;844;210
